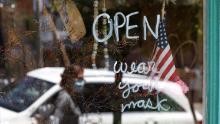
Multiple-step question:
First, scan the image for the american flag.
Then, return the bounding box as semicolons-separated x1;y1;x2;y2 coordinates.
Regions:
151;20;189;93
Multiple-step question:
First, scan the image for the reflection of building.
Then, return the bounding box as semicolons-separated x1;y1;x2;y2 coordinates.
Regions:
0;1;37;78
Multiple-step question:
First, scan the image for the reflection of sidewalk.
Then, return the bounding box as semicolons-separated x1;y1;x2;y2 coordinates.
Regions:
194;102;203;115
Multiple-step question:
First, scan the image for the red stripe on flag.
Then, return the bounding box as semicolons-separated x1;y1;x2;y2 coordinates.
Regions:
149;48;163;77
160;61;175;79
169;70;178;81
154;48;163;62
158;50;172;69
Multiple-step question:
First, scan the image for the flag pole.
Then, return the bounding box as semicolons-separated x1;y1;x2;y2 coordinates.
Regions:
151;0;166;60
161;0;166;20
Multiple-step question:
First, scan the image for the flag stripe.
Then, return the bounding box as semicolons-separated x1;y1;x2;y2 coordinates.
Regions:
158;55;173;78
164;66;176;80
168;70;177;81
157;50;172;69
156;46;170;65
153;48;163;62
152;46;169;75
152;47;160;60
160;61;175;79
150;48;163;77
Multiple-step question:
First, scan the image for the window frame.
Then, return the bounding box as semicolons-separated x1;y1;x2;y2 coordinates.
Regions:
205;0;220;123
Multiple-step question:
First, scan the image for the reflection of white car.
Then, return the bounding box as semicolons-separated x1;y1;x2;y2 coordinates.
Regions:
0;67;203;124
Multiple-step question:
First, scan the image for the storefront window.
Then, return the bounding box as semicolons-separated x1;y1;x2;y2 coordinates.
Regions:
0;0;207;124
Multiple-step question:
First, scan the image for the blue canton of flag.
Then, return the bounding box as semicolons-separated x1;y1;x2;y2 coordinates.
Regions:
157;20;168;49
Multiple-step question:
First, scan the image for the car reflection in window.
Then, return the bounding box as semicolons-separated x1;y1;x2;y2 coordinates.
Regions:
0;77;54;112
122;92;185;112
72;83;185;113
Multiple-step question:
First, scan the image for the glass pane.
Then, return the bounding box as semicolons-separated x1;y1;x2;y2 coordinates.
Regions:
0;0;203;124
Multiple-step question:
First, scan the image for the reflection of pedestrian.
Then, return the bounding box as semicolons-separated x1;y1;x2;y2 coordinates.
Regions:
53;90;81;124
60;64;84;95
52;65;84;124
